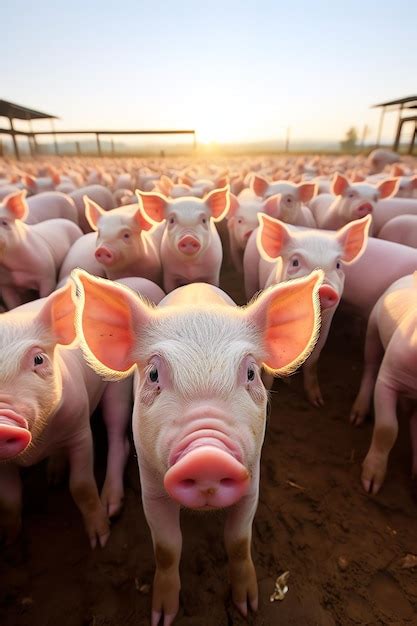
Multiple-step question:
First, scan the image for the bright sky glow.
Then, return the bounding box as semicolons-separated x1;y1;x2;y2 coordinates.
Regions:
2;1;416;146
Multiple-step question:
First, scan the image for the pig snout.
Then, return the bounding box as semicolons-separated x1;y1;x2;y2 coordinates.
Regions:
355;203;373;218
95;245;117;265
178;235;201;256
164;436;250;509
0;410;31;459
319;284;339;309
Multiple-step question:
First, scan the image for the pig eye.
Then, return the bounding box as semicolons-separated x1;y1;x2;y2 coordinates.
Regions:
169;216;175;225
237;218;243;224
292;259;299;267
123;232;131;240
348;191;355;198
149;367;159;383
336;261;341;269
202;217;207;224
247;366;255;382
1;219;9;227
34;354;44;366
285;196;293;204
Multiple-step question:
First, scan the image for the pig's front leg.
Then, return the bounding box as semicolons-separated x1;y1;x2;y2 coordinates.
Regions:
224;485;259;617
140;470;182;626
38;275;57;299
67;426;110;548
350;310;384;426
361;375;398;495
0;464;22;544
100;378;132;517
303;360;323;407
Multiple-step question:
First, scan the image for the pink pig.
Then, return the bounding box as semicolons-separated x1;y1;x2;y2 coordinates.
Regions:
350;274;417;496
226;192;263;272
372;196;417;235
255;214;371;405
73;269;323;625
251;174;318;209
70;184;115;233
0;194;82;309
2;189;79;226
137;185;230;292
378;215;417;248
309;173;398;230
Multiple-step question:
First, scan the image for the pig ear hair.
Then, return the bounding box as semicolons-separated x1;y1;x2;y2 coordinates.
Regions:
35;280;77;347
245;269;323;375
257;213;291;261
136;189;169;224
251;174;269;198
84;195;106;231
71;269;154;380
3;189;28;221
204;184;230;221
331;172;350;196
297;182;317;203
336;214;371;264
377;178;399;199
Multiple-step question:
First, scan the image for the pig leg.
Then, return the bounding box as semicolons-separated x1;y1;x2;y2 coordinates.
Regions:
350;309;383;426
229;237;243;273
67;426;110;548
224;485;259;616
361;372;398;495
0;464;22;544
100;379;132;517
140;478;182;626
303;360;323;407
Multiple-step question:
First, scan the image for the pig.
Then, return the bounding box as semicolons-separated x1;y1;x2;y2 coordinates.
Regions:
70;185;115;233
256;214;371;405
394;174;417;198
367;148;400;174
372;196;417;235
350;274;417;496
2;189;79;226
309;173;398;230
83;197;163;283
0;282;109;547
378;215;417;248
137;185;230;293
250;174;318;208
73;268;323;625
0;194;82;309
58;233;105;285
226;193;263;272
342;238;417;318
113;188;135;207
24;170;61;194
0;185;21;202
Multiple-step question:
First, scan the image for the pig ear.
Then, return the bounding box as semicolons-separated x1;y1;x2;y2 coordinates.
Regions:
48;167;61;186
36;280;77;346
257;213;291;261
204;184;230;221
411;175;417;189
246;270;323;375
227;193;240;218
136;189;169;224
72;269;153;378
391;164;404;177
377;178;399;199
352;173;365;183
336;214;371;264
3;190;28;221
158;175;173;196
331;173;350;196
297;182;317;203
180;174;194;186
24;175;37;191
84;195;105;231
216;175;229;189
251;175;269;198
262;194;280;218
132;207;154;232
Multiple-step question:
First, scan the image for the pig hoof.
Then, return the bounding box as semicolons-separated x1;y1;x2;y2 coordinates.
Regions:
151;610;177;626
361;454;387;495
86;511;110;549
350;399;368;426
100;483;125;518
306;386;324;407
152;571;180;626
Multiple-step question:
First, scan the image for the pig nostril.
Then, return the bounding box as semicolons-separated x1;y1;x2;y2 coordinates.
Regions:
180;479;195;488
220;478;234;487
6;438;17;445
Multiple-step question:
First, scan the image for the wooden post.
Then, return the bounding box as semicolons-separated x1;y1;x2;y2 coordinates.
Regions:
75;140;81;156
111;138;115;155
375;107;385;147
393;118;403;151
409;121;417;155
96;133;102;157
285;127;290;153
50;119;59;154
8;117;20;160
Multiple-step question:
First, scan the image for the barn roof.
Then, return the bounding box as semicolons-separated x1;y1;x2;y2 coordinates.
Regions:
0;99;58;121
372;95;417;109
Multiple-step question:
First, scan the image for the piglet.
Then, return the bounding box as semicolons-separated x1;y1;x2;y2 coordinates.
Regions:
2;189;79;226
350;273;417;496
378;215;417;248
137;185;230;292
73;269;323;625
0;194;82;309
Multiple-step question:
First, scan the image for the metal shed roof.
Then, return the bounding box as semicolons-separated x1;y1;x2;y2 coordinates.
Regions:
0;99;58;120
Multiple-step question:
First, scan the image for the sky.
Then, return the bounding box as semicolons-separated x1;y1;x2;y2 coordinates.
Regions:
1;0;417;147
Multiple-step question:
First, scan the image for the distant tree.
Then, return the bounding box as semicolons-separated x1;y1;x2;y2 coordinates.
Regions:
340;127;358;153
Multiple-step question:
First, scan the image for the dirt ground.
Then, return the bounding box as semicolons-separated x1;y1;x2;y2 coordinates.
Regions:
1;263;417;626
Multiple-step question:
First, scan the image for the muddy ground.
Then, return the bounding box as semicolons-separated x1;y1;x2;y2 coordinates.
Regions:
1;263;417;626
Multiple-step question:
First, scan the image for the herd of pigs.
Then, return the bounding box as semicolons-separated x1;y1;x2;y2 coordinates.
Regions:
0;147;416;626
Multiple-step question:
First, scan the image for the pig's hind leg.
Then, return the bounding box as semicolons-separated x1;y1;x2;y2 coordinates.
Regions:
100;378;132;517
